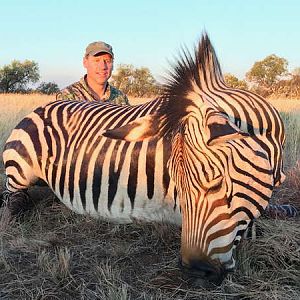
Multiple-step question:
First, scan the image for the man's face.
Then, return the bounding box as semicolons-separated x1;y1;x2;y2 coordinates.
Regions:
83;53;113;85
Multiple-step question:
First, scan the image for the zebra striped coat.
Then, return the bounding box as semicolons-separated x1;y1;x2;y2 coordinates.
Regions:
2;34;284;283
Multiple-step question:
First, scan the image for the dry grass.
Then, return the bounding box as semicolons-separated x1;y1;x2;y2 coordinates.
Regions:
0;93;55;154
277;112;300;169
128;96;151;105
267;98;300;114
0;94;300;299
0;93;55;117
0;191;299;299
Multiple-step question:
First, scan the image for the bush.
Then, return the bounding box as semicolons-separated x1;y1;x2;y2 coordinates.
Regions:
37;82;60;95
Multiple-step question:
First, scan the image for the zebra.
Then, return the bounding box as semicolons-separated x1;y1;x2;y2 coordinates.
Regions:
1;34;289;284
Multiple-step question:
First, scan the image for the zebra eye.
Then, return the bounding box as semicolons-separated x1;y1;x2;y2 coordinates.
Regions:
207;181;222;194
206;175;224;193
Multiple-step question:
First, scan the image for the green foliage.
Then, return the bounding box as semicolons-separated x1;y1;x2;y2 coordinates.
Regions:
224;73;248;90
111;64;134;95
111;64;162;97
246;54;288;87
37;81;60;95
0;60;40;93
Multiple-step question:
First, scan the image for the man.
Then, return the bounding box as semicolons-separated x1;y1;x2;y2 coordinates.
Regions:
56;41;129;105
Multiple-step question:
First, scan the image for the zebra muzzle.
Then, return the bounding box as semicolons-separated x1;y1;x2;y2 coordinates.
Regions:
179;257;227;285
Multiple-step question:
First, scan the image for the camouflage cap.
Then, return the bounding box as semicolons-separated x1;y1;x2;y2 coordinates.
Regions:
85;41;114;58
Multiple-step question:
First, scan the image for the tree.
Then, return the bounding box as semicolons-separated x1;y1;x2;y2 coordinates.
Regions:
224;73;248;90
271;74;300;99
37;81;60;94
292;67;300;77
111;64;162;97
0;60;40;93
130;67;160;97
111;64;135;95
246;54;288;88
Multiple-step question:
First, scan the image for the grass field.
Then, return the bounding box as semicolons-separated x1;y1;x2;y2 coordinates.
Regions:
0;94;299;299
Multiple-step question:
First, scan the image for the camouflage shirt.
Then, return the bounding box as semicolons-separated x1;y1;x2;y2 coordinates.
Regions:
56;75;130;105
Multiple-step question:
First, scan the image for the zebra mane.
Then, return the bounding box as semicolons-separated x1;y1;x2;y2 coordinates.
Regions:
164;32;224;99
157;33;224;134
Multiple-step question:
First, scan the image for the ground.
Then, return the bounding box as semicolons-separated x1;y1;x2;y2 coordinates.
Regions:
0;180;299;299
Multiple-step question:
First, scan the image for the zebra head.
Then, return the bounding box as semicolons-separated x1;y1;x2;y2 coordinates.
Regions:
103;34;275;284
103;100;273;284
166;103;273;284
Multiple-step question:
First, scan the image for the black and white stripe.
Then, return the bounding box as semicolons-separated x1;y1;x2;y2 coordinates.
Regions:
2;34;286;283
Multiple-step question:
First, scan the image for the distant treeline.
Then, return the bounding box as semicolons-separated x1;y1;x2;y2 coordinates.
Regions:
224;54;300;99
0;55;299;98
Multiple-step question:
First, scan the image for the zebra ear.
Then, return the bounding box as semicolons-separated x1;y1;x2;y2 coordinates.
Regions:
102;114;163;141
206;113;249;146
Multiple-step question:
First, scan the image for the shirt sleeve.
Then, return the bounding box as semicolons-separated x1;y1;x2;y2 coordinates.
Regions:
56;88;78;101
110;86;130;105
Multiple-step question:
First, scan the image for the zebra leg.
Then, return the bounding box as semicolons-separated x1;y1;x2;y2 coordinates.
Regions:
243;220;257;240
264;204;298;219
243;220;264;240
1;154;40;223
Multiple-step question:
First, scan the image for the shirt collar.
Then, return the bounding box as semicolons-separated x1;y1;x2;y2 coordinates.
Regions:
82;75;111;101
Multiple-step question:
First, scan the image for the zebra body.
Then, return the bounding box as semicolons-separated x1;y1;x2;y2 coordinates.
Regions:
2;34;285;283
4;100;180;224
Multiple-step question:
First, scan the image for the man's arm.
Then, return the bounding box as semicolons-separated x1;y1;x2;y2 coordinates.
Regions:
110;86;130;105
56;89;77;101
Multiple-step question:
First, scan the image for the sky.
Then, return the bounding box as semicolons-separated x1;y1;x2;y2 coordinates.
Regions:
1;0;300;89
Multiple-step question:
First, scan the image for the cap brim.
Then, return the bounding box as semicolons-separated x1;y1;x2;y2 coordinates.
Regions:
88;50;113;57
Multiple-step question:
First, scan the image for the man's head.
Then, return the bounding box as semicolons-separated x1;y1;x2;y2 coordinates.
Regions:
83;41;114;86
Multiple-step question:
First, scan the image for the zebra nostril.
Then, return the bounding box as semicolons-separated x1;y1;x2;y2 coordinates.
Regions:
180;259;226;285
191;261;217;276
